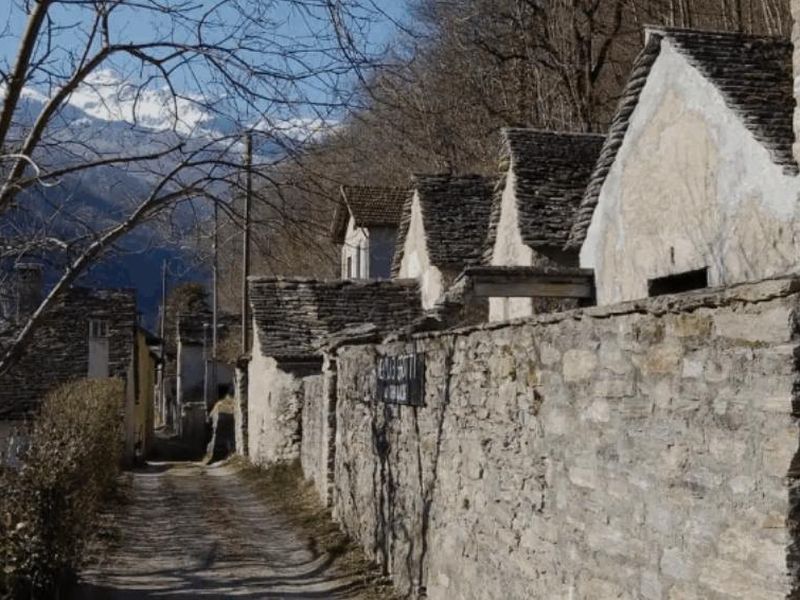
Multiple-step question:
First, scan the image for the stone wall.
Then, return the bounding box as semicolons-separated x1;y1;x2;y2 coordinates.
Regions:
234;362;248;456
0;287;137;420
300;361;338;505
332;277;800;599
247;331;321;466
301;375;326;496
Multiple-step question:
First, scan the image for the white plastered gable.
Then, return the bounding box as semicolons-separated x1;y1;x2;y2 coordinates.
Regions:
580;39;800;305
399;191;444;309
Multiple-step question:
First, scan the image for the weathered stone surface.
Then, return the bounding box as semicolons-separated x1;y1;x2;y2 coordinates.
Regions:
246;333;320;467
0;287;137;420
300;363;338;505
328;278;800;599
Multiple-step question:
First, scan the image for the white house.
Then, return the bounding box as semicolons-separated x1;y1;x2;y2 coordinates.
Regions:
568;27;800;305
393;174;495;310
332;186;408;280
485;129;604;321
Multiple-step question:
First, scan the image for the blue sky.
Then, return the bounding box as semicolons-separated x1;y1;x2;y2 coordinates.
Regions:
0;0;409;127
0;1;408;73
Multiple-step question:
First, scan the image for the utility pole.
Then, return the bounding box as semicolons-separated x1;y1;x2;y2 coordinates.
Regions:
159;259;168;428
211;200;218;405
241;131;252;355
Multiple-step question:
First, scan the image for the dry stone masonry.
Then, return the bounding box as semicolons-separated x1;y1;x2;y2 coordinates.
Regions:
0;287;137;420
329;277;800;599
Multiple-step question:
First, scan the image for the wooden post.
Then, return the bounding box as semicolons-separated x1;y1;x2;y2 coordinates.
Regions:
211;201;218;403
241;132;252;356
159;259;168;427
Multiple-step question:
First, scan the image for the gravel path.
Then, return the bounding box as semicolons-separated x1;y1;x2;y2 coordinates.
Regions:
74;461;373;599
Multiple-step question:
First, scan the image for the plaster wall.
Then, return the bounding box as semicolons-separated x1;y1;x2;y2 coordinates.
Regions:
134;331;155;458
341;217;369;279
341;218;397;280
490;168;536;321
398;192;445;309
581;42;800;305
332;277;800;599
247;330;308;466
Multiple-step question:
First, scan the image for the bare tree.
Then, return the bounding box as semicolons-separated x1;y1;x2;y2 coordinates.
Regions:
0;0;387;375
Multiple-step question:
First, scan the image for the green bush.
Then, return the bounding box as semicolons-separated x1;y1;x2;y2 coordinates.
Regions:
0;378;124;599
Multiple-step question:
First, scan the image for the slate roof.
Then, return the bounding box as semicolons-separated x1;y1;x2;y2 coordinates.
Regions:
331;186;409;243
484;129;605;262
248;277;422;359
567;27;797;250
391;174;496;276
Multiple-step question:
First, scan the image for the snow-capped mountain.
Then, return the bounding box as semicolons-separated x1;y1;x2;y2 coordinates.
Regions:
3;70;282;325
66;69;216;136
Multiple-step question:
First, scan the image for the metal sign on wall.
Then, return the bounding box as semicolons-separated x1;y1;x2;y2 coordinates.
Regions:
376;352;425;406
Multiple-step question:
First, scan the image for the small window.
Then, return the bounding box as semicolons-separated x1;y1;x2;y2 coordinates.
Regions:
89;319;109;339
648;268;708;297
355;244;362;279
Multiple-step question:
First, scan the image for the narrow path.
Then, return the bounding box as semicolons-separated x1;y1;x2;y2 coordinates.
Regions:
75;462;371;599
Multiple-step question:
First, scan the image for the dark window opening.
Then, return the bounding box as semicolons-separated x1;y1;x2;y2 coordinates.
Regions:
648;268;708;297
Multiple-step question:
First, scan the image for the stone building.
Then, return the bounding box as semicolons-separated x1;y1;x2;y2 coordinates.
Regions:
244;277;421;467
0;279;153;466
332;185;408;280
484;129;605;321
568;28;800;305
393;174;495;309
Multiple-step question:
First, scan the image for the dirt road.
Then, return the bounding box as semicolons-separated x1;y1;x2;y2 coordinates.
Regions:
74;461;381;599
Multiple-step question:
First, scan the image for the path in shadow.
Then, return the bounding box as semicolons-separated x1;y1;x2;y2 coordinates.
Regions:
73;462;375;599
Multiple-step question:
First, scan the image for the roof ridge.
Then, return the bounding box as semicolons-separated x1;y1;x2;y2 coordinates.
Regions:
341;184;409;192
502;127;605;139
645;24;789;43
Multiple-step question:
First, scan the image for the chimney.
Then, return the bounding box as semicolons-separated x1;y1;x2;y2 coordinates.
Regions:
14;263;43;322
794;0;800;163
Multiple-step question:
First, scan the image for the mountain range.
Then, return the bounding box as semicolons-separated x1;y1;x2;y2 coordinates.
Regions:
5;70;289;328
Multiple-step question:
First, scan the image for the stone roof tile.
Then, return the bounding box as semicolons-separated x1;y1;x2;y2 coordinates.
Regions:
392;174;495;276
248;277;422;358
332;186;409;243
484;129;604;261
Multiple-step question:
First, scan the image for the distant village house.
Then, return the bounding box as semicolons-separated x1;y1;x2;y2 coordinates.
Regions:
0;265;155;465
332;185;408;280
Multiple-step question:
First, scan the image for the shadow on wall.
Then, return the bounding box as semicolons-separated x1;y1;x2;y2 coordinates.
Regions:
365;340;455;597
787;340;800;598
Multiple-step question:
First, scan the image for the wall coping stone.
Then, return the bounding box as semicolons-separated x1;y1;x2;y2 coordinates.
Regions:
332;274;800;351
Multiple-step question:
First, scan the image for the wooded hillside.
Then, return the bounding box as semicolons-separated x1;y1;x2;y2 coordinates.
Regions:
220;0;790;312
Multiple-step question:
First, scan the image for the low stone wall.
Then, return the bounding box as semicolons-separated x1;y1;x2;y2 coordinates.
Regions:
301;375;326;495
332;277;800;599
234;364;248;456
247;354;303;466
300;361;339;505
247;343;322;467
